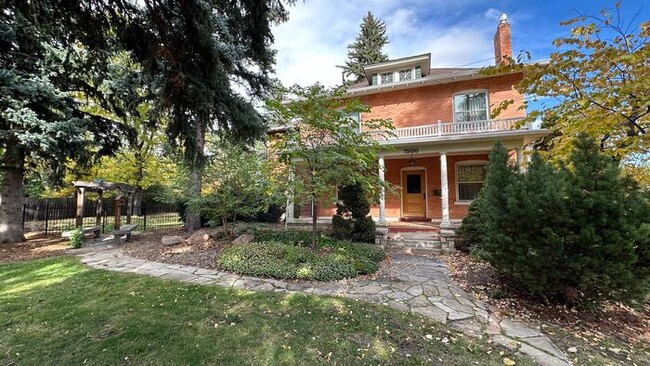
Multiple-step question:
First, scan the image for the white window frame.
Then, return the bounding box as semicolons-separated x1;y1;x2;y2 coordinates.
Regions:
455;160;488;204
398;68;413;82
380;72;394;84
452;90;490;123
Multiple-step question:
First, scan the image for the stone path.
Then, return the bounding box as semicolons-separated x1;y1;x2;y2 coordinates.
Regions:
76;244;571;366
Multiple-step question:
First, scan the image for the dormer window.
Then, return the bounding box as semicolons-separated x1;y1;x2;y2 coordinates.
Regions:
399;69;412;81
381;72;394;84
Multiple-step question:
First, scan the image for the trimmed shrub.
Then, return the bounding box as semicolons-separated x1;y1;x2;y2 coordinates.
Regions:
218;232;386;281
68;228;83;249
332;183;376;243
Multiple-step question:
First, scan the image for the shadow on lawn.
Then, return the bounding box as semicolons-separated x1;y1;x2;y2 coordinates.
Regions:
0;257;533;366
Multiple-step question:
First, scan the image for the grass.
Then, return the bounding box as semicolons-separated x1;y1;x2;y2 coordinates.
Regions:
218;230;386;281
0;257;534;365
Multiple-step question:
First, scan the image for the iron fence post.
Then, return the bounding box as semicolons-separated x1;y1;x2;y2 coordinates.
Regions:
44;201;49;235
143;205;147;231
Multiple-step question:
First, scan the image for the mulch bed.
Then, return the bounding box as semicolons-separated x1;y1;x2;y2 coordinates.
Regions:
0;232;70;263
122;228;232;269
443;252;650;348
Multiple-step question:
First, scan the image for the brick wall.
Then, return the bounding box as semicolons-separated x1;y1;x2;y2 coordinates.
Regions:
315;153;490;220
359;73;525;128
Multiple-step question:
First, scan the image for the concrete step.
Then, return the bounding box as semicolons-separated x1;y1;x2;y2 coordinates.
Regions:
386;246;442;255
386;239;442;249
386;231;440;241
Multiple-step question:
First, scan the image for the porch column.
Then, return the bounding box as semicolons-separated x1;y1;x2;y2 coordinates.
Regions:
440;152;450;225
75;187;85;228
515;147;524;173
285;167;295;226
378;156;386;226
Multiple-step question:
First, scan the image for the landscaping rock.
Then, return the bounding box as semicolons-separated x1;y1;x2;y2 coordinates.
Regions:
162;235;184;246
188;229;211;246
232;233;254;245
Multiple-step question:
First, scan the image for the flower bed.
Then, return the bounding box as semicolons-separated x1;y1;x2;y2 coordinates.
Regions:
217;230;385;281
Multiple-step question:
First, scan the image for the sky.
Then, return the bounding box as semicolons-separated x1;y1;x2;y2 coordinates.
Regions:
270;0;648;87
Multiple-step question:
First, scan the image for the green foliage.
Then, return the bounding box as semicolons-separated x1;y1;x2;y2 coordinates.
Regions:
339;12;390;83
488;5;649;162
455;191;485;252
218;231;385;281
68;229;84;249
474;136;650;305
332;183;376;243
188;141;287;234
266;84;393;249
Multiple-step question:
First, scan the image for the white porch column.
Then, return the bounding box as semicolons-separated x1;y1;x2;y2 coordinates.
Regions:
378;156;386;226
515;147;524;173
440;152;450;225
285;167;295;227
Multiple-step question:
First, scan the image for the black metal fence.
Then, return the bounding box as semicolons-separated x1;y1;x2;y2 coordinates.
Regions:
22;198;183;235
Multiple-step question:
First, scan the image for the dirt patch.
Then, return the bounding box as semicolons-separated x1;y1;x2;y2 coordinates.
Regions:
122;228;232;269
444;252;650;364
0;233;70;262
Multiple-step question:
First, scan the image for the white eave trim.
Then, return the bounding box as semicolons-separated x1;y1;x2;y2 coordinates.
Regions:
349;69;497;96
376;129;550;147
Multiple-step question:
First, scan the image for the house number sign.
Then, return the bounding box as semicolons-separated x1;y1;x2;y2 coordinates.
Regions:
403;148;419;154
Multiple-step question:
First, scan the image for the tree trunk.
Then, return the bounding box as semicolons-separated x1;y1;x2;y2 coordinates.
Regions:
0;148;25;243
184;121;206;232
311;200;318;251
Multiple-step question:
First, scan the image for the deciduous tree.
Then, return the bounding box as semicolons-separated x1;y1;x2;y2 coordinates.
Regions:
267;84;394;250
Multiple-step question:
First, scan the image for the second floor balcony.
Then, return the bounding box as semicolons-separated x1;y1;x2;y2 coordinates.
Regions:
370;117;532;143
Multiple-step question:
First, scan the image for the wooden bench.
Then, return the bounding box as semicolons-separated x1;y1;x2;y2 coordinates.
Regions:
113;223;138;244
62;225;101;239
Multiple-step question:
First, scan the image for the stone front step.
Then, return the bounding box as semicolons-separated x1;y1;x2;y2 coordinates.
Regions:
387;231;441;241
386;246;442;255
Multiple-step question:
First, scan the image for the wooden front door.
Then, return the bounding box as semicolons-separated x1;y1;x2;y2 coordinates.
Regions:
401;170;426;218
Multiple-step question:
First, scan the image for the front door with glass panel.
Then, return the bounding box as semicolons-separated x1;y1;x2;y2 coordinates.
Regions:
401;170;426;218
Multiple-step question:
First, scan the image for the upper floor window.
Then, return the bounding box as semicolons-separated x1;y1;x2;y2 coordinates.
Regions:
456;162;487;201
454;92;488;122
399;69;412;81
381;72;394;84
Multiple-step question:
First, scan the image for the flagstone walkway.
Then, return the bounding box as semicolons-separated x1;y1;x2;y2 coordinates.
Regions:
76;243;571;366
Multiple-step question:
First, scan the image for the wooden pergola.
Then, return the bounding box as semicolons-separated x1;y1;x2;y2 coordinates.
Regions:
73;180;136;230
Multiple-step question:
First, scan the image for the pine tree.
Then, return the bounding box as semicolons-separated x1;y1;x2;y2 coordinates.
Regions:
478;141;519;264
562;134;649;303
339;12;389;84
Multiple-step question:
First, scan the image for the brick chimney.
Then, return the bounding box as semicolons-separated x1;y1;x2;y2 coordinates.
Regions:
493;13;512;64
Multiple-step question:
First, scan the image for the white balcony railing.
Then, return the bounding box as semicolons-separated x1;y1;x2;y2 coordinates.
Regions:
370;117;529;142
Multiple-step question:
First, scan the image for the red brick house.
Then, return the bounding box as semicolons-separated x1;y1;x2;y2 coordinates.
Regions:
286;14;547;247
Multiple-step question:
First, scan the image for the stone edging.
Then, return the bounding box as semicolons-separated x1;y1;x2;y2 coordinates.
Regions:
75;244;571;366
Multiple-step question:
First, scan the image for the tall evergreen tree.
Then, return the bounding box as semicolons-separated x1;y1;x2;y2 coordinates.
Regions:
0;1;136;243
127;0;290;231
339;12;389;83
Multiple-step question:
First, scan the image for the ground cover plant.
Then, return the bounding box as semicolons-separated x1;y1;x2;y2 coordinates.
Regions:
0;257;534;366
218;229;385;281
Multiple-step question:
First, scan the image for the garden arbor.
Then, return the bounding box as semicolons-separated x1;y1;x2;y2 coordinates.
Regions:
73;181;135;230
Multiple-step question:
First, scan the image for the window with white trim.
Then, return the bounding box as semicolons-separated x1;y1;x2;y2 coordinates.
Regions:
453;92;488;122
380;72;394;84
456;162;487;201
399;69;412;81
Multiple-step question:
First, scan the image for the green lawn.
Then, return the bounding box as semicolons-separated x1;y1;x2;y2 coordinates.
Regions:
0;257;533;365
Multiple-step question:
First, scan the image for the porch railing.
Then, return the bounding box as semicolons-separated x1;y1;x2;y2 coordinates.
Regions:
370;117;529;141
